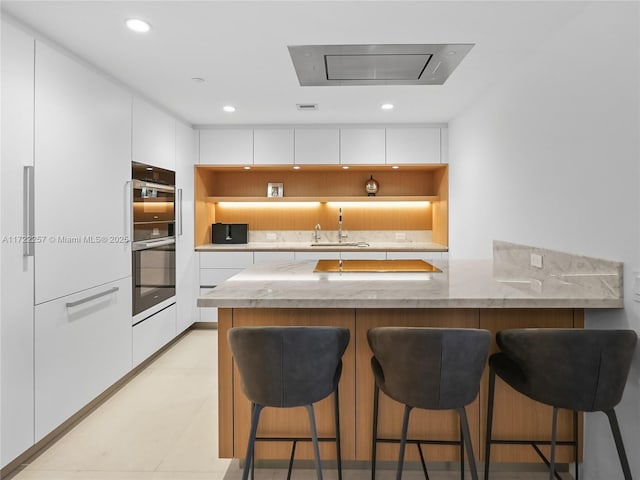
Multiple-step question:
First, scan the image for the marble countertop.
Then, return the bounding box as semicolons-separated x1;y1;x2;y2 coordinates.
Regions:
197;258;623;309
196;241;447;252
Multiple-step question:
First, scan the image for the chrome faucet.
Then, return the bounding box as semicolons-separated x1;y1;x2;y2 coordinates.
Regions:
313;223;321;243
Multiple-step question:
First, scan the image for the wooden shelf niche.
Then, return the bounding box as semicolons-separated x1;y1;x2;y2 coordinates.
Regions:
194;165;448;247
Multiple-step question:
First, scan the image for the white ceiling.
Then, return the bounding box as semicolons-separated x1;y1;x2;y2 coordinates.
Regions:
1;1;589;126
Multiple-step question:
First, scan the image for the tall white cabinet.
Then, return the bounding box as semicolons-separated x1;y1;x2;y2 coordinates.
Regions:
175;122;198;333
1;21;199;470
1;20;35;468
34;41;131;304
32;40;133;442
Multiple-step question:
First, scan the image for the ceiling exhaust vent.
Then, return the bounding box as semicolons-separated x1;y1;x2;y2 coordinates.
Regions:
288;44;473;86
296;103;318;111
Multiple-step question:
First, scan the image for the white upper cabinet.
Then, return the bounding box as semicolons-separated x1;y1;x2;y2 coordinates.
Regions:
386;127;441;164
294;128;340;164
340;128;385;165
132;97;176;170
200;128;253;165
254;128;294;165
1;20;35;469
34;41;131;304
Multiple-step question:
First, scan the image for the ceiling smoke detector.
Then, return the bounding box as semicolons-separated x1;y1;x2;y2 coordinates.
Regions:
288;44;474;86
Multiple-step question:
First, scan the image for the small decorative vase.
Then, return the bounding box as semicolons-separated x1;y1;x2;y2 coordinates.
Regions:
365;175;379;196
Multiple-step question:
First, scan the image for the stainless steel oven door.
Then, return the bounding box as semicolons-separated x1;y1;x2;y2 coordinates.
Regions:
132;238;176;316
132;179;175;242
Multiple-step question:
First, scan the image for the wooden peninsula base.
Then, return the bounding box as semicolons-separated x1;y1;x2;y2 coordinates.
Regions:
217;307;584;465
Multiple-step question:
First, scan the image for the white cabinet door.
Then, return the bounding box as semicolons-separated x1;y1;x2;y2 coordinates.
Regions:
386;127;441;164
0;20;35;468
199;251;253;269
200;129;253;165
199;251;253;322
132;304;177;367
254;128;294;165
34;41;131;304
340;128;385;165
294;128;340;164
175;122;198;334
200;268;245;286
132;97;176;170
34;278;131;441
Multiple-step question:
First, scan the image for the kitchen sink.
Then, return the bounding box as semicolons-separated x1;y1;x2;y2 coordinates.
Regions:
310;242;370;247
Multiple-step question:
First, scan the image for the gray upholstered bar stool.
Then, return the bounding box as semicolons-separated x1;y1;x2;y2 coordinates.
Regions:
368;327;490;480
228;326;350;480
484;328;637;480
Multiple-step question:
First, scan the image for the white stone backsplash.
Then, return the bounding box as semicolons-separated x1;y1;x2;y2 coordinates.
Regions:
493;240;623;300
249;230;433;244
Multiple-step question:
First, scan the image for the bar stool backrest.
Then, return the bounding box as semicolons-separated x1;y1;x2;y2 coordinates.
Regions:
496;329;637;412
228;326;350;408
368;327;490;410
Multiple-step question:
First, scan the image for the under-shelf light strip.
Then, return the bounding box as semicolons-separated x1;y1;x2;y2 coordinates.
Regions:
217;202;320;208
326;201;430;208
216;201;429;208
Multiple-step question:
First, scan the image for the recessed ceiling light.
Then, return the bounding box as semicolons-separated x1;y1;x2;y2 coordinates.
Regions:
447;50;457;55
391;165;400;170
243;166;251;170
145;167;153;171
191;77;205;83
223;105;236;113
125;19;151;33
342;165;350;170
381;103;394;110
293;165;301;170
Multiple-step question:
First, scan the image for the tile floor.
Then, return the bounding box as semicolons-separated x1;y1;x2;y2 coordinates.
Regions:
9;329;570;480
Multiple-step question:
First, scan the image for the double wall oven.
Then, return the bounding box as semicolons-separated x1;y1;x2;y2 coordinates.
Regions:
131;162;176;319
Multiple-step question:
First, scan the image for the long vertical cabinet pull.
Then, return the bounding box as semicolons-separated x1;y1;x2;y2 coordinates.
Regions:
23;165;35;257
125;180;133;243
177;188;183;236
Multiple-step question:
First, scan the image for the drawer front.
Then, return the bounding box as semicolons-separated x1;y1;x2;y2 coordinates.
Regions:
132;304;177;367
294;251;339;261
199;287;218;323
386;251;444;261
200;268;244;287
34;277;131;441
199;251;253;269
253;251;295;264
340;251;387;260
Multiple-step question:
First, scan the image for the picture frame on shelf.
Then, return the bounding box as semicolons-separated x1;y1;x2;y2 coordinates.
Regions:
267;182;284;198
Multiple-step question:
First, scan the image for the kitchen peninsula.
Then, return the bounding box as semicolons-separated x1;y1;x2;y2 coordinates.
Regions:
198;241;622;466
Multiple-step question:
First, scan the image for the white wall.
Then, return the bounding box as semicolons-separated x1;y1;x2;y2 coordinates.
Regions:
449;3;640;479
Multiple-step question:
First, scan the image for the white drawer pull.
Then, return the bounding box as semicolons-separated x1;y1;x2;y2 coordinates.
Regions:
65;286;119;308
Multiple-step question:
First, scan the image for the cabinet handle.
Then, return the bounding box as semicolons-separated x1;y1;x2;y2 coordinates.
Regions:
125;180;133;243
23;166;35;257
65;286;119;308
177;188;183;237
